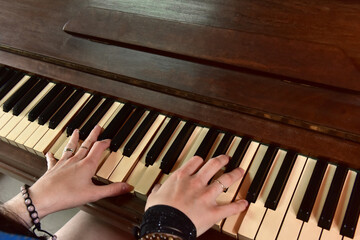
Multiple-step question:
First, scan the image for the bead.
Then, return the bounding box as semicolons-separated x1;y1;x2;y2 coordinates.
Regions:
27;205;35;212
25;198;32;205
22;193;29;198
31;212;38;218
140;233;182;240
33;217;40;224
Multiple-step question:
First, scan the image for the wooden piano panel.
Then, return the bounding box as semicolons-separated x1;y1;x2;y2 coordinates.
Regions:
1;49;360;170
1;0;360;145
1;0;360;239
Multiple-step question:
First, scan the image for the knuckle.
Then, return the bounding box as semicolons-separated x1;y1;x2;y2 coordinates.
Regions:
173;169;186;180
210;157;223;168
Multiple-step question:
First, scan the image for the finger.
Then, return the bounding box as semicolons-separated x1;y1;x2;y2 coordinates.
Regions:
75;125;102;159
176;156;204;176
151;183;162;194
84;139;111;165
195;155;229;183
45;152;57;170
208;168;245;197
91;182;133;200
215;199;249;219
60;129;79;161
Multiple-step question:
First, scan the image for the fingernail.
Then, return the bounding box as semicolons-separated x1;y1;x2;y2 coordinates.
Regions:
101;139;111;144
123;183;134;191
46;152;53;157
238;199;249;208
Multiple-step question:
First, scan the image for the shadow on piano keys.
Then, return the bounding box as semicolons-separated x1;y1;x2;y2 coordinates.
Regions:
0;65;359;239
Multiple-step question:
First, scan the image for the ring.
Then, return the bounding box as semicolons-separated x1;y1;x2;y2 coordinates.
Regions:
63;148;74;154
80;145;89;150
214;179;228;192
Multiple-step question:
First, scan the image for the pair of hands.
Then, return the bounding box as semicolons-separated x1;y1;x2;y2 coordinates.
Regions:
6;125;248;236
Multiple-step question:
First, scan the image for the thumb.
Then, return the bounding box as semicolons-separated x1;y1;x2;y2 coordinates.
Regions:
45;152;57;170
92;182;134;199
151;183;162;194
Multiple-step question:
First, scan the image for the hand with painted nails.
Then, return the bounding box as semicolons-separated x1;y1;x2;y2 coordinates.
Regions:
5;125;133;226
145;155;248;236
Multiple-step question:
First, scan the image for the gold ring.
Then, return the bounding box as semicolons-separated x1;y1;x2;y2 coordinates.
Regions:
80;146;89;150
63;148;74;154
214;179;228;192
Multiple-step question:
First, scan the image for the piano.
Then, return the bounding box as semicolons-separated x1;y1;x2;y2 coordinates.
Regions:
0;0;360;239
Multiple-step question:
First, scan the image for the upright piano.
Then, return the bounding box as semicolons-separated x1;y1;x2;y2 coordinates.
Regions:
0;0;360;239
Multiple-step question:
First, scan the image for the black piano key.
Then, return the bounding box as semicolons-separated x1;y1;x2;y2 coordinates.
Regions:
110;107;146;152
0;68;15;88
265;150;297;210
49;89;85;129
145;117;180;166
212;132;234;158
296;160;327;222
0;66;5;78
28;83;65;122
38;86;74;125
98;103;135;141
66;94;102;136
318;165;348;230
79;98;115;140
0;68;11;87
160;121;196;174
194;128;219;160
12;79;48;116
0;71;24;101
123;111;159;157
340;172;360;238
3;76;38;112
246;145;278;203
224;136;251;173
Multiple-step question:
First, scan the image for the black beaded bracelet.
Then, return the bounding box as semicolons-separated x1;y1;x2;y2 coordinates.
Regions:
20;185;57;240
135;205;196;240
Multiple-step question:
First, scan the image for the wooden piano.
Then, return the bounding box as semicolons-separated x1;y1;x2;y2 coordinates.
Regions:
0;0;360;239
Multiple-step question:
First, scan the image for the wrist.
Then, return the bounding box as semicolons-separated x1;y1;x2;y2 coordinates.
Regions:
135;205;196;240
3;193;33;228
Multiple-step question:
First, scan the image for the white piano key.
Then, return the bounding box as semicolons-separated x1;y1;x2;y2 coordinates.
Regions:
256;155;307;240
298;163;336;240
321;170;357;240
158;125;203;184
237;149;286;240
126;117;171;189
214;140;259;230
0;82;54;142
95;111;149;182
277;158;317;240
108;114;166;182
133;121;185;200
221;144;268;237
33;93;91;157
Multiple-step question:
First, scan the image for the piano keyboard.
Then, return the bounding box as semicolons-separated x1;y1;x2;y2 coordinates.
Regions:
0;65;359;240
